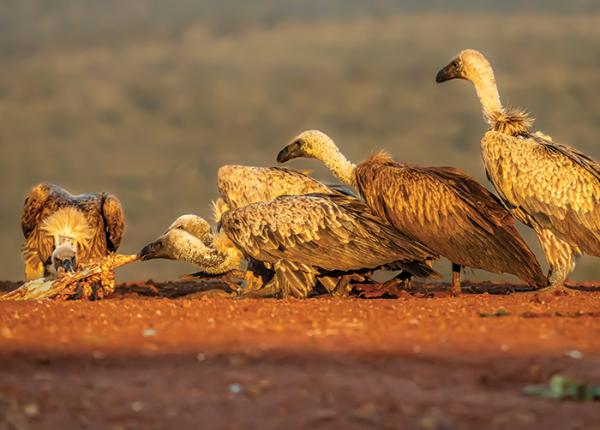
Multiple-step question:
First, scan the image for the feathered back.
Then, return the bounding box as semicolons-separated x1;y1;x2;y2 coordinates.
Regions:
354;157;546;287
220;193;437;298
217;165;346;211
40;207;94;251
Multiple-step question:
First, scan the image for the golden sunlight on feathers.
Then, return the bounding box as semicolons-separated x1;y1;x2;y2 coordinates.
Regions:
437;49;600;288
220;193;437;298
21;182;126;279
214;164;352;221
40;207;94;251
277;130;546;292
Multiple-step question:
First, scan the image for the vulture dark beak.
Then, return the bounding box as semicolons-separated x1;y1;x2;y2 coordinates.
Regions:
139;239;166;261
52;244;77;275
59;257;76;273
435;62;462;83
277;140;303;164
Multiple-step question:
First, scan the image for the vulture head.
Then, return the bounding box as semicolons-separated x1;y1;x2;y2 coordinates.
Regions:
51;244;77;275
278;129;357;187
277;130;341;163
40;207;93;273
435;49;493;84
139;214;242;274
139;215;212;261
277;129;340;164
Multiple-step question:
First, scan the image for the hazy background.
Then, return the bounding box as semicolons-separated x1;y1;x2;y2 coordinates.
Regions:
1;1;599;282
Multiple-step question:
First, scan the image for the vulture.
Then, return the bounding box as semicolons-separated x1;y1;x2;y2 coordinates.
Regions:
21;182;125;279
211;164;356;291
139;193;437;298
212;164;354;221
277;130;546;293
436;49;600;291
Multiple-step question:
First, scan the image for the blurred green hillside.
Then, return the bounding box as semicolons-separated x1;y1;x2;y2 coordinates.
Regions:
1;1;599;281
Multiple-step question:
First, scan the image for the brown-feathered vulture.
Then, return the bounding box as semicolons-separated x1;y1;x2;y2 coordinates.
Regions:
21;182;125;279
212;164;354;221
277;130;546;293
208;164;356;291
139;193;437;298
436;49;600;291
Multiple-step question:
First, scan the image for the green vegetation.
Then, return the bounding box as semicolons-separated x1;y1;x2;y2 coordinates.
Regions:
524;375;600;401
1;3;599;281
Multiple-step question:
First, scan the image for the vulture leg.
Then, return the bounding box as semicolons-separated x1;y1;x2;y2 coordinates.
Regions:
394;272;435;298
331;273;368;297
451;263;462;296
537;228;575;295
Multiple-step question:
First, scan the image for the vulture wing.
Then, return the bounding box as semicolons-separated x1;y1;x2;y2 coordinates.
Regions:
21;183;66;265
217;165;351;211
221;193;435;277
482;131;600;256
355;154;545;287
101;193;125;252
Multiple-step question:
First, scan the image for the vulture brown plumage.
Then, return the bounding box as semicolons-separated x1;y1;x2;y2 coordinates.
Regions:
277;130;546;293
139;193;437;298
21;182;125;279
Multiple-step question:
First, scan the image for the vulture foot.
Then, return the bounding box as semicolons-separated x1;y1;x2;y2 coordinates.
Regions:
450;263;462;296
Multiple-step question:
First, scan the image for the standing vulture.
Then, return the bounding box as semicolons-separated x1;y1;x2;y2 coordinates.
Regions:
21;182;125;279
212;165;354;221
436;49;600;291
139;193;437;298
277;130;546;293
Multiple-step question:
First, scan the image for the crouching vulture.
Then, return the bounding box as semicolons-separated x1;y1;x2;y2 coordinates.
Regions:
21;182;125;279
139;193;437;298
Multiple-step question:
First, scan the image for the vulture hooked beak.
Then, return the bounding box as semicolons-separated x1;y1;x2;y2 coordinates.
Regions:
52;244;77;275
435;60;462;83
277;140;304;164
139;238;168;261
59;258;76;273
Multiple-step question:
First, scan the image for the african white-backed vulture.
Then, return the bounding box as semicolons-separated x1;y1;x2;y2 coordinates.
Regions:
212;164;353;221
277;130;547;293
436;49;600;291
21;182;125;279
211;164;357;291
139;193;437;298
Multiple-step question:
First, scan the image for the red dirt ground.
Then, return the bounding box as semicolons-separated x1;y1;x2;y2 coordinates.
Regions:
0;280;599;429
